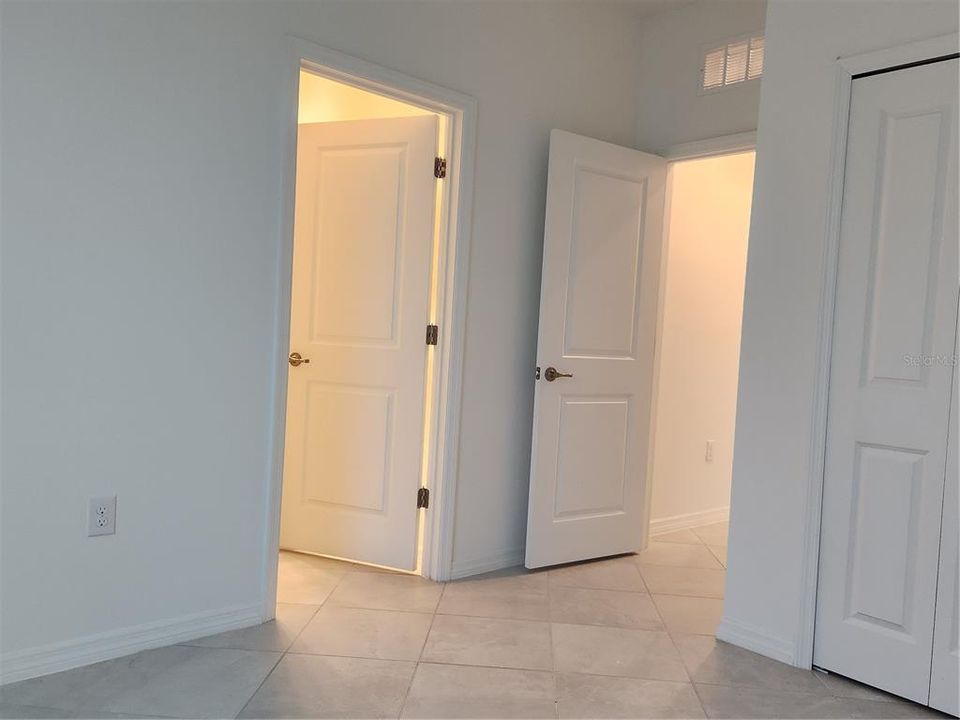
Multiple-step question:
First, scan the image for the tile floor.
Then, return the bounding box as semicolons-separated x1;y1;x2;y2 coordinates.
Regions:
0;520;945;718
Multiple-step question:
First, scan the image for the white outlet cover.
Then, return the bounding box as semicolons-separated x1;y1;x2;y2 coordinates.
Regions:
88;496;117;537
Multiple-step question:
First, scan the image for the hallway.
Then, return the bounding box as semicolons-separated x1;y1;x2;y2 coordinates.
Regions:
0;522;939;718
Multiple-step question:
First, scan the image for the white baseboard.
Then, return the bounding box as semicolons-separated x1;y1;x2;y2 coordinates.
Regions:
449;548;524;580
716;615;796;666
649;506;729;536
0;603;264;685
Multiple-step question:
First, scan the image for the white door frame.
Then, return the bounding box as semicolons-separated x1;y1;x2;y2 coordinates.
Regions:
261;37;478;616
796;32;959;669
644;131;757;539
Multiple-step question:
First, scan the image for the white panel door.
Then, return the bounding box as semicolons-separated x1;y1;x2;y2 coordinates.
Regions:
815;58;959;703
930;320;959;716
525;130;666;568
280;116;437;570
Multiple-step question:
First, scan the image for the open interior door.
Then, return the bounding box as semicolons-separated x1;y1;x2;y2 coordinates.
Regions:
525;129;667;568
280;115;438;571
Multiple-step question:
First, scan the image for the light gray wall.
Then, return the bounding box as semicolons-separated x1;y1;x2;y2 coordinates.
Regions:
722;0;959;663
635;0;767;154
0;0;649;665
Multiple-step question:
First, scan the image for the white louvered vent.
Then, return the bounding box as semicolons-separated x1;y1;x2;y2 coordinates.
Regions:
747;35;765;80
702;34;764;91
702;47;726;90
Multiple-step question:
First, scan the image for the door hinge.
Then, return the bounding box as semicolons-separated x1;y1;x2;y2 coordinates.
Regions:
426;324;439;346
417;487;430;509
434;157;447;179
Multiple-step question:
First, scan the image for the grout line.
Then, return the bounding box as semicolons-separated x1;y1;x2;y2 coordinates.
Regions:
689;677;711;719
547;592;560;718
658;600;709;719
232;648;285;719
648;590;726;601
397;584;444;719
233;554;354;719
321;602;438;615
283;603;322;651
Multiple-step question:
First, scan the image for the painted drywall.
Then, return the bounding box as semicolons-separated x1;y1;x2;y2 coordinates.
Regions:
722;0;959;664
650;152;755;528
0;0;650;674
298;71;432;123
635;0;766;154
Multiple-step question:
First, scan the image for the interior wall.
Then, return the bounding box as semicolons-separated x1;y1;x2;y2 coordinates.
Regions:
0;0;651;677
298;71;432;123
722;0;959;665
650;152;755;529
634;0;767;154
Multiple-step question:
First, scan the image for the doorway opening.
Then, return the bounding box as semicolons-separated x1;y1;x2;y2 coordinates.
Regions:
646;148;757;559
278;68;442;581
264;43;478;617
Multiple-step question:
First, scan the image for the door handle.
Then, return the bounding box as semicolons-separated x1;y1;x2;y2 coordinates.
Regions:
544;366;573;382
288;352;310;367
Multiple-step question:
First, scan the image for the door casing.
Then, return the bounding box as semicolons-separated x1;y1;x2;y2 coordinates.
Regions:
262;37;478;620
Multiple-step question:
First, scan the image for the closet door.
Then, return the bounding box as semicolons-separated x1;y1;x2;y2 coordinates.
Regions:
814;57;959;704
930;324;959;716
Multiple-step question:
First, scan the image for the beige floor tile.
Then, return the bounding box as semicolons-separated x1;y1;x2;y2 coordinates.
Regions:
401;663;557;718
549;585;663;629
558;673;704;719
238;654;415;719
693;521;729;547
327;572;443;613
652;594;724;636
551;623;688;681
438;568;550;621
635;541;724;570
650;529;703;545
289;605;432;661
549;556;646;592
421;614;553;670
2;645;281;719
638;565;725;598
276;551;348;605
707;545;728;567
182;603;318;652
694;684;844;719
674;634;827;694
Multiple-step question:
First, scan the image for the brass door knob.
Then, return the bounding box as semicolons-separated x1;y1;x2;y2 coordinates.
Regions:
288;352;310;367
544;366;573;382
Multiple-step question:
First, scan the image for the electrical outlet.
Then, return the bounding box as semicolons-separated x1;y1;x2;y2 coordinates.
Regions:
88;496;117;537
705;440;715;463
